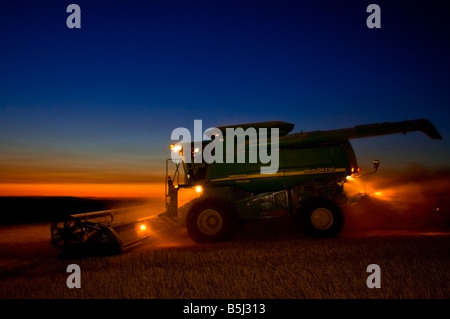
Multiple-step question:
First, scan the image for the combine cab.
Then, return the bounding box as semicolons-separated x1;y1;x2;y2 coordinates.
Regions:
51;118;442;256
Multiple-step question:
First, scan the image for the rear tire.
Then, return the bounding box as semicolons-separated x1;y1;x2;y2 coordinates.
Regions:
297;198;344;237
186;197;238;243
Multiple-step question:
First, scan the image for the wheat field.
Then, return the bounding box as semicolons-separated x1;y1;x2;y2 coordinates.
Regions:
1;217;449;300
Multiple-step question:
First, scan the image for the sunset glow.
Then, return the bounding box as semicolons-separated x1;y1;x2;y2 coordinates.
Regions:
0;183;165;198
1;1;448;199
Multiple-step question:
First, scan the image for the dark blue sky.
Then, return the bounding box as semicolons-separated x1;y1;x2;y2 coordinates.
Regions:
0;0;449;192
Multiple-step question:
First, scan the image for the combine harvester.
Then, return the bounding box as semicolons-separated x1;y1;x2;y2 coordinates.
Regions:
50;118;442;257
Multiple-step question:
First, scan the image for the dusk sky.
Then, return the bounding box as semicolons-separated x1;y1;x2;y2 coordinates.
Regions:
1;0;449;197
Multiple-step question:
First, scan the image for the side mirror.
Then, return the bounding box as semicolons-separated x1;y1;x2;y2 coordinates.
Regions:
373;160;380;171
357;160;380;178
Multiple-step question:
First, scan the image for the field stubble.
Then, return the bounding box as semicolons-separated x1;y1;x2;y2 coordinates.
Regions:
0;217;449;299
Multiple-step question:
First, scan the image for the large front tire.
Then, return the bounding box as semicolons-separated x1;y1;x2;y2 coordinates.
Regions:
186;197;238;243
297;199;344;237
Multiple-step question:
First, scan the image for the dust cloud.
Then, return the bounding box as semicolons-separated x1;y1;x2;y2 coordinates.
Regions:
342;164;450;232
109;189;200;251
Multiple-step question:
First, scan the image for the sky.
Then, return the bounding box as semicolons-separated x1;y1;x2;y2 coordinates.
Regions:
0;0;449;198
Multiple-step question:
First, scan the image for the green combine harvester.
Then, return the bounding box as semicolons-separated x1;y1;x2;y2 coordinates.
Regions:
50;118;442;257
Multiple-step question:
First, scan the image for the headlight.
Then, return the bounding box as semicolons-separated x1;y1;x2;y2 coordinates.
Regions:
195;185;203;194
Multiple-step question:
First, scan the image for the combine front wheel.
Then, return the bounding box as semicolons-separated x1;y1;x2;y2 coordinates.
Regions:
186;197;237;243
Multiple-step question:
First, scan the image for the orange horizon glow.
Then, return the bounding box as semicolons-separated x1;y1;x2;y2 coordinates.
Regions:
0;182;201;207
0;182;166;198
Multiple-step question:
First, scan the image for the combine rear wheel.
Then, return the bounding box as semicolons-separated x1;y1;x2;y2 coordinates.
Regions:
186;197;238;243
297;198;344;237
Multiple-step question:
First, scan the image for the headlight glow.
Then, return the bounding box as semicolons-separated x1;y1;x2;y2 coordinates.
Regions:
195;185;203;193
